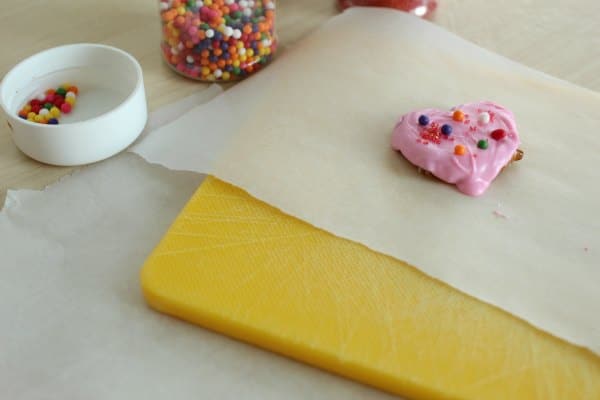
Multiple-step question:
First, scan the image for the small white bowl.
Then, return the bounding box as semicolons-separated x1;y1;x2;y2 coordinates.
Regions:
0;43;147;166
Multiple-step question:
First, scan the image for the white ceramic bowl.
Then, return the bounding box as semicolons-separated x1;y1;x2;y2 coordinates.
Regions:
0;44;147;166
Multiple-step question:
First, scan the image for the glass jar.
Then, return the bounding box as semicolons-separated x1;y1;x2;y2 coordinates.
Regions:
158;0;277;82
338;0;437;18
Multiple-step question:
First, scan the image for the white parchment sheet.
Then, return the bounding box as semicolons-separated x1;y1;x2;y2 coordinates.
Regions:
0;153;398;400
135;8;600;354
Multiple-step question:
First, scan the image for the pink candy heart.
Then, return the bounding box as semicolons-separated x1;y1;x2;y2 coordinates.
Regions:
391;101;522;196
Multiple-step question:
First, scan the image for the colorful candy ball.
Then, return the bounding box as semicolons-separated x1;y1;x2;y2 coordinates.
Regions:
441;124;453;136
478;112;491;125
452;109;465;122
454;144;467;156
491;129;507;141
60;103;72;114
159;0;277;82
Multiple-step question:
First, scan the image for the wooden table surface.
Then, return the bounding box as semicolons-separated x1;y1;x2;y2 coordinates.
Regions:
1;0;599;204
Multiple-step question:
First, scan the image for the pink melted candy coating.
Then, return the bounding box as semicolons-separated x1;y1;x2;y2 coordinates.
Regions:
391;101;521;196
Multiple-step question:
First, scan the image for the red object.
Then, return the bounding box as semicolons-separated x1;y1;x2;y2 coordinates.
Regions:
491;129;507;141
60;103;72;114
338;0;437;17
54;96;65;107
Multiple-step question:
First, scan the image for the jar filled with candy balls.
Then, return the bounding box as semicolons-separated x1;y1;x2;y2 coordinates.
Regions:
158;0;277;82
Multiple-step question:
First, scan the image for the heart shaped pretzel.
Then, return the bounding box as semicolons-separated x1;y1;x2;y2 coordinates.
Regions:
391;101;523;196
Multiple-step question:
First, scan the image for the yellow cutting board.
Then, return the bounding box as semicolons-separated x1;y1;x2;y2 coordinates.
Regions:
141;176;600;400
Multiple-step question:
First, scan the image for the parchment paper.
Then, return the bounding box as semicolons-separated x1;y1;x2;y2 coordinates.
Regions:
0;154;398;400
134;8;600;354
128;85;223;163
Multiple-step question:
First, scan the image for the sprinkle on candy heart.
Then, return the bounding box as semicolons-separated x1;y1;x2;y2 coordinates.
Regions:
18;84;78;125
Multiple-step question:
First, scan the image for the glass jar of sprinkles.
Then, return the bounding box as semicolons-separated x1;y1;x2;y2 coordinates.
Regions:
158;0;277;82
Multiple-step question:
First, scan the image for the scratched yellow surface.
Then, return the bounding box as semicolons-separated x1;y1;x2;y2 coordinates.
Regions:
141;176;600;400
